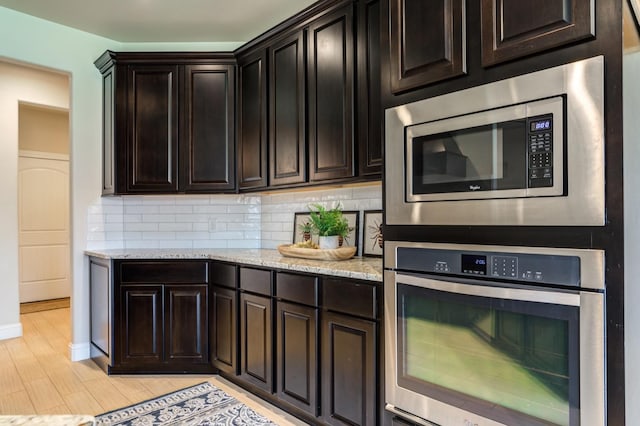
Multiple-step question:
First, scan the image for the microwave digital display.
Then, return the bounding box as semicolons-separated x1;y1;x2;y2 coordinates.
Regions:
531;119;552;132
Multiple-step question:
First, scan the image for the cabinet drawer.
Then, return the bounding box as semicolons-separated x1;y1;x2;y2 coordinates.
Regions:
210;262;237;289
322;278;377;319
276;272;319;306
118;261;208;284
239;267;272;296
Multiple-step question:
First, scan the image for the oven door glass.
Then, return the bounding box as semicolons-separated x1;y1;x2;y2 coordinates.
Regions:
397;282;580;426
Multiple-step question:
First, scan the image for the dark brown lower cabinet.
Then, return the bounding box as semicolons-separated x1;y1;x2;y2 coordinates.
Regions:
240;292;274;393
119;284;163;366
117;283;209;371
276;301;319;416
165;284;209;363
211;285;237;374
321;311;377;426
112;260;212;373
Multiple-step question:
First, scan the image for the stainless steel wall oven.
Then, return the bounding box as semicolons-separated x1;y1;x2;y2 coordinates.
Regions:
385;56;605;226
384;242;605;426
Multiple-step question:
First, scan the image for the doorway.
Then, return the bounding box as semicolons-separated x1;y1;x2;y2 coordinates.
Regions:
18;102;71;308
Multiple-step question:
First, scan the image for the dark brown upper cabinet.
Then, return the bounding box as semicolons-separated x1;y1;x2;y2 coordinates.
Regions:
481;0;595;66
180;64;236;192
126;64;180;193
308;4;356;182
389;0;466;93
269;30;308;187
94;51;237;195
357;0;383;176
237;50;268;190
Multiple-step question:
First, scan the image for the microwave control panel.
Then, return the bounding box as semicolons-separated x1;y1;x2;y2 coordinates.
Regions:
397;247;580;286
527;114;554;188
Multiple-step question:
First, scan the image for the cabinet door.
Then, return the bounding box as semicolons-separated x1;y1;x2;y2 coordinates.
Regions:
321;311;376;426
238;50;268;190
165;284;208;364
389;0;466;93
180;64;236;192
269;30;307;186
118;284;163;365
101;66;116;195
126;64;179;193
240;292;273;392
276;301;318;416
357;0;383;177
211;285;237;374
308;5;355;182
481;0;595;66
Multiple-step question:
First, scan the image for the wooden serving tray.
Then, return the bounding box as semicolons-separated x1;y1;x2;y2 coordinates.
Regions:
277;244;356;261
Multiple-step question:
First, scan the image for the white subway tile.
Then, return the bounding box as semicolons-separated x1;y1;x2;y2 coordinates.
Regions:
125;240;160;249
104;223;124;232
125;223;158;232
123;232;142;240
143;232;176;240
125;205;159;214
124;214;142;223
142;214;176;223
210;231;244;240
193;240;228;249
105;214;123;223
159;222;193;232
193;205;227;214
142;196;176;205
229;239;260;249
159;240;193;249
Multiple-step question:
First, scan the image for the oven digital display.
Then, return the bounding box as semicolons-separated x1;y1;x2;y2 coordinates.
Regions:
461;254;487;275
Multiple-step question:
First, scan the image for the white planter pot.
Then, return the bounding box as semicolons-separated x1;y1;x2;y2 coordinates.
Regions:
318;235;340;250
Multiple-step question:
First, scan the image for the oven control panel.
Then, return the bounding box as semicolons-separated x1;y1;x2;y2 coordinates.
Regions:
397;247;581;286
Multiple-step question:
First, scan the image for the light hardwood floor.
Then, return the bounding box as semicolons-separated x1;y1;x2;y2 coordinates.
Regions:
0;307;306;425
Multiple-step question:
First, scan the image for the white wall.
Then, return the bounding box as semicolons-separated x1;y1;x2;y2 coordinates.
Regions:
624;49;640;423
0;62;71;339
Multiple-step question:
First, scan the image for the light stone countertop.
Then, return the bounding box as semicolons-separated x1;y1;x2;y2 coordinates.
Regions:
85;248;383;282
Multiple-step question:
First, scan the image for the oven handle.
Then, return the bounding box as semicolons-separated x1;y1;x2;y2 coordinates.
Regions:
395;272;581;306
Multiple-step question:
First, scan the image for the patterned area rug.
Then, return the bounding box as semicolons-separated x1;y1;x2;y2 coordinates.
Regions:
95;382;279;425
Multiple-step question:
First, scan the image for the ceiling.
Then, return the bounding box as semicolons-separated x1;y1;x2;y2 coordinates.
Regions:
0;0;319;43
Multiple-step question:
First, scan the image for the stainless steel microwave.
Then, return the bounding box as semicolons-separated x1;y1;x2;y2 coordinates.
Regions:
385;56;605;226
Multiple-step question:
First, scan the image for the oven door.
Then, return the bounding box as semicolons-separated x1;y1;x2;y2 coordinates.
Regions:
384;271;605;426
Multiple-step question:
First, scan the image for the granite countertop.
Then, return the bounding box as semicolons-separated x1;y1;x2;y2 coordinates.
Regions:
85;248;383;282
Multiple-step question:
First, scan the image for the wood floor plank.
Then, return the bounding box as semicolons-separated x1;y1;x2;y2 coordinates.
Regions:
69;359;106;383
0;390;36;414
46;368;87;397
83;378;133;412
63;391;105;416
23;378;66;412
11;356;48;384
108;377;154;403
0;362;26;396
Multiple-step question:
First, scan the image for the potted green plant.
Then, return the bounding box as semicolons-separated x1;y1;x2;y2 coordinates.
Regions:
307;203;351;249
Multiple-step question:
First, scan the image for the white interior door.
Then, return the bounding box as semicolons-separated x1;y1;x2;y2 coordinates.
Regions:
18;151;70;303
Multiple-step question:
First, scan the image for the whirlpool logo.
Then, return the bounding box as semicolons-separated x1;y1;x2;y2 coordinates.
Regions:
464;420;480;426
469;185;481;191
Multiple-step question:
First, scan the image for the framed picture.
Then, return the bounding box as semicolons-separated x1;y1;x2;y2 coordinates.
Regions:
292;210;359;253
293;212;314;244
363;210;383;257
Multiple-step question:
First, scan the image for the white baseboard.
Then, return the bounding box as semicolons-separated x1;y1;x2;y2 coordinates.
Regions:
0;322;23;340
69;342;91;361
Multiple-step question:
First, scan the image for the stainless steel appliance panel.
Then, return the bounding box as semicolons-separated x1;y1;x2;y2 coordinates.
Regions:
385;55;605;225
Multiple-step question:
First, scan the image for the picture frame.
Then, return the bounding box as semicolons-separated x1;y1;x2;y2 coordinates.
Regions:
292;210;359;253
293;212;314;244
363;210;383;257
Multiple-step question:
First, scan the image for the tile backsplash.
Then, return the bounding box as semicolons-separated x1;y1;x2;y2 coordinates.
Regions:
86;183;382;253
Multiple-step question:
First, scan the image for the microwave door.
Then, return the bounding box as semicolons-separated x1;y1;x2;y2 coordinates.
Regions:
405;97;564;202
